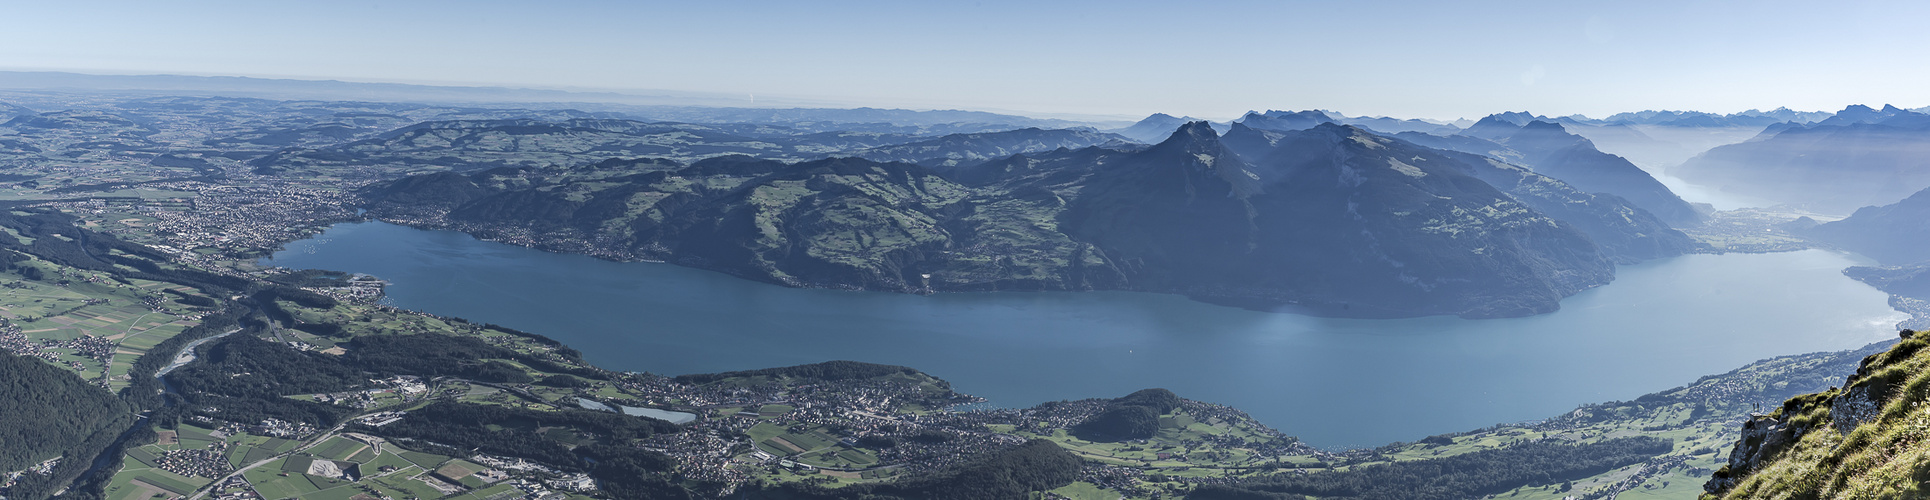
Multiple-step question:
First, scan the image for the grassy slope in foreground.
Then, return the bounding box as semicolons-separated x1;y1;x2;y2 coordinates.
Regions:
1707;329;1930;499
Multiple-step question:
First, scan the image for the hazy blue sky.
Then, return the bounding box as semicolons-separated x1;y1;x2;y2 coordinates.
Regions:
4;0;1926;120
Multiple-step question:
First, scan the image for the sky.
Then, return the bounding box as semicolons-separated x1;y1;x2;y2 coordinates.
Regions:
4;0;1929;121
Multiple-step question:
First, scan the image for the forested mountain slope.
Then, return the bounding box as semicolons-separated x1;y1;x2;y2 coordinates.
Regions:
363;122;1669;318
1398;117;1704;227
0;353;133;476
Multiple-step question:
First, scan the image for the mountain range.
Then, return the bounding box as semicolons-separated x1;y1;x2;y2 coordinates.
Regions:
247;118;1131;177
1401;116;1706;227
845;128;1135;168
364;121;1697;318
1599;108;1836;128
1673;104;1930;214
6;79;1930;500
1129;110;1708;230
1109;113;1224;143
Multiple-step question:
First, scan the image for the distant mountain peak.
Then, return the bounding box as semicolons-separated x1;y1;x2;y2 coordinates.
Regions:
1148;121;1262;198
1489;111;1540;125
1237;110;1337;132
1111;113;1209;143
1165;120;1220;140
1674;104;1930;213
1150;121;1230;159
1815;103;1930;127
1300;122;1402;153
1244;109;1336;122
1307;121;1364;135
1499;120;1597;151
1142;121;1219;154
1519;120;1568;133
1459;115;1525;140
1469;115;1515;126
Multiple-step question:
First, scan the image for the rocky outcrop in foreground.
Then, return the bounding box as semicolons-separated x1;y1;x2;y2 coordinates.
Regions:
1705;329;1930;499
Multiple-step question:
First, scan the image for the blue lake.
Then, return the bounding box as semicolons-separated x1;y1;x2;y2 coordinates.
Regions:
267;221;1907;448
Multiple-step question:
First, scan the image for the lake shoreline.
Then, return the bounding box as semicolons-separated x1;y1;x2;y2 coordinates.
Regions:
264;221;1907;448
362;215;1597;320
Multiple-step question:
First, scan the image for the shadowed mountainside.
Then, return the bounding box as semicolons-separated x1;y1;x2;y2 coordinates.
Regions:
362;122;1697;318
1807;185;1930;265
1399;117;1704;227
1673;105;1930;214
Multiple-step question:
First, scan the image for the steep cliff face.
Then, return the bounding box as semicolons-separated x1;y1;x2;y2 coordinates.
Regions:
1705;329;1930;499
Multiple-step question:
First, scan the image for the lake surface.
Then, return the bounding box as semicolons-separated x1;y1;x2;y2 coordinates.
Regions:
267;221;1907;448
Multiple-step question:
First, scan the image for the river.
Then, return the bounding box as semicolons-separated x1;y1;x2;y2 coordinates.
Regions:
265;221;1907;448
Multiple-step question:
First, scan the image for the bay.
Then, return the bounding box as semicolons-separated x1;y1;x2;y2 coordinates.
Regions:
267;221;1907;448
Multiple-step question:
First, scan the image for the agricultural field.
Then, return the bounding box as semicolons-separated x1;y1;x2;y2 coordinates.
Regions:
236;435;475;500
226;435;300;469
102;467;203;500
443;483;523;500
1048;481;1120;500
996;408;1299;478
743;422;882;469
308;436;372;462
103;422;512;500
102;424;237;500
0;258;212;388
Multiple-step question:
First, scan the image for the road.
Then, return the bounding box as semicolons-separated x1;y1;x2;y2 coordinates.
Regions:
180;383;449;500
183;418;350;500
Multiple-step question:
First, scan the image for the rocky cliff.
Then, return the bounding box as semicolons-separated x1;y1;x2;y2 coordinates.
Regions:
1705;329;1930;499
